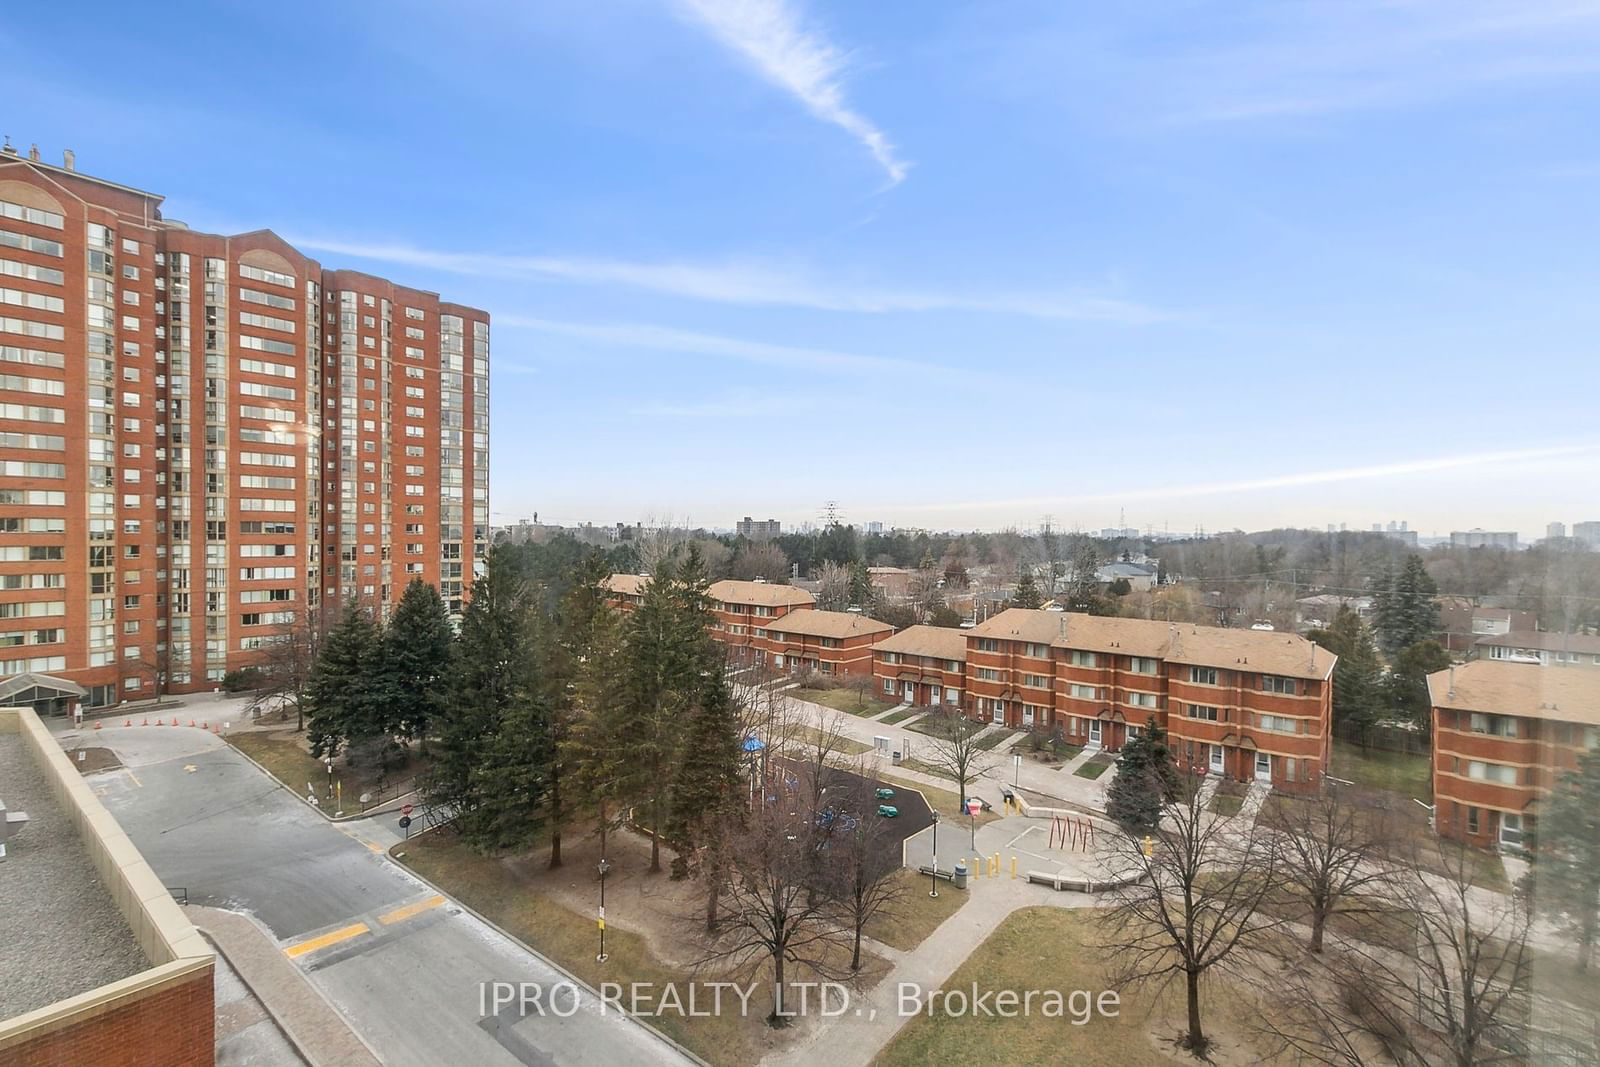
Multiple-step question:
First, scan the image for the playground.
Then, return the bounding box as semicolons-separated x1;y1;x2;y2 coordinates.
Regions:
900;799;1133;890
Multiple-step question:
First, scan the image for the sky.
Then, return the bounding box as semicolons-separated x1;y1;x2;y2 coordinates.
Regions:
8;0;1600;539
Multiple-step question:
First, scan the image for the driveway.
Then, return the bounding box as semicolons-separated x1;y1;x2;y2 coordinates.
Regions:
76;723;691;1067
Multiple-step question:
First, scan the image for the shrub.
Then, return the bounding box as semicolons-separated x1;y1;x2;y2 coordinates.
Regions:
221;667;266;693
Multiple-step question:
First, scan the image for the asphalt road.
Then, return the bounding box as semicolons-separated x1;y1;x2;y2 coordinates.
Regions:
80;723;691;1067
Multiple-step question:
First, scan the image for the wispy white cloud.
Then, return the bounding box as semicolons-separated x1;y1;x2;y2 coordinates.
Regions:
289;236;1159;322
671;0;909;185
906;443;1600;513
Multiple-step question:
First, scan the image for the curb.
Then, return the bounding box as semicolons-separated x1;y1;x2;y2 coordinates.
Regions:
217;732;418;824
190;908;383;1067
384;830;711;1067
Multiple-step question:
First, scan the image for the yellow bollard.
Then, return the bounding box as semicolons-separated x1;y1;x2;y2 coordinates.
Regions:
1010;856;1017;879
992;852;1000;877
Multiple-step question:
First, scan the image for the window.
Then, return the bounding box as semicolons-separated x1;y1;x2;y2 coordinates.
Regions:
1023;642;1049;658
1128;691;1158;708
975;667;1001;681
1187;704;1220;721
883;678;894;693
1129;656;1157;674
1260;674;1297;695
1189;666;1218;685
1259;713;1300;733
0;199;64;228
1022;673;1050;688
1465;760;1517;785
1469;713;1518;738
881;652;899;665
1466;806;1480;836
1068;683;1099;700
976;638;1000;653
1069;650;1098;668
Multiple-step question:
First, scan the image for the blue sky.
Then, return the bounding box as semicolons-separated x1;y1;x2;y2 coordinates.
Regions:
9;0;1600;537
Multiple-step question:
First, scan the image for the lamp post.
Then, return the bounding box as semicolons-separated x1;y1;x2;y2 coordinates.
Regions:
596;856;611;963
929;810;940;898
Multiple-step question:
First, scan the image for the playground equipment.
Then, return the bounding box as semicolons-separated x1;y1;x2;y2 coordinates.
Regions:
1048;813;1096;852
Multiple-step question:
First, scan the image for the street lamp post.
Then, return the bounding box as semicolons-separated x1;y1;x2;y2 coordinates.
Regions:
929;810;940;898
596;856;611;963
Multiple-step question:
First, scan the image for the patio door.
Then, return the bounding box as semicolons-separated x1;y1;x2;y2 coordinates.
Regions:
1088;719;1102;747
1499;812;1525;850
1209;744;1225;774
1254;752;1272;782
904;681;916;703
1022;705;1035;727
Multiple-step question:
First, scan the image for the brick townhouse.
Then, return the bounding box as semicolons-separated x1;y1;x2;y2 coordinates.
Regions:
1473;630;1600;668
602;575;816;667
1428;660;1600;851
871;624;966;706
755;609;892;678
964;608;1336;792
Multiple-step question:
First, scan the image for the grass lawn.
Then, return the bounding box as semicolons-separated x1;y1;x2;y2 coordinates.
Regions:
797;686;893;717
973;730;1012;751
863;869;969;951
1209;793;1244;816
898;757;956;782
878;907;1275;1066
1074;753;1114;780
781;725;872;757
879;708;919;725
1329;738;1430;802
228;729;422;811
880;773;1001;825
393;832;764;1066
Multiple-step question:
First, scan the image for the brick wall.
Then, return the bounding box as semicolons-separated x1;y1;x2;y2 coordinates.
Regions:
0;966;213;1067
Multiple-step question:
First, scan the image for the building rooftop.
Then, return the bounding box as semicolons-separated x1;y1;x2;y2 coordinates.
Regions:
765;609;894;640
603;573;650;597
1474;630;1600;655
708;579;816;608
970;608;1335;680
0;732;147;1018
1429;660;1600;726
872;624;968;661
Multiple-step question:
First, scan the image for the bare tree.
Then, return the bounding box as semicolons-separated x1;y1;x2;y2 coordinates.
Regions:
790;710;853;819
827;760;909;972
634;516;683;577
1261;838;1539;1067
254;608;324;731
732;542;790;582
919;707;995;812
1102;777;1286;1056
815;561;852;611
1038;516;1063;599
844;671;877;712
700;780;850;1026
1266;783;1398;953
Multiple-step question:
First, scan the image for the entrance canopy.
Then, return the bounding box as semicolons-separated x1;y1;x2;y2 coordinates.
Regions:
0;672;87;718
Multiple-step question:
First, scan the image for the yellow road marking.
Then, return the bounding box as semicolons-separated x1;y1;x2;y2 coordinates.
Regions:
283;922;369;959
127;770;142;788
378;895;445;926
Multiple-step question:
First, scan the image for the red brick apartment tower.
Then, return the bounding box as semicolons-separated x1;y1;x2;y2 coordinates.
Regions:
0;147;487;706
1428;660;1600;851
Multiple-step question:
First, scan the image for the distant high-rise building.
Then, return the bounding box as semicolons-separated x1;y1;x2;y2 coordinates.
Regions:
1450;529;1519;550
1573;521;1600;547
736;516;781;540
863;521;884;535
0;151;489;707
1547;521;1567;541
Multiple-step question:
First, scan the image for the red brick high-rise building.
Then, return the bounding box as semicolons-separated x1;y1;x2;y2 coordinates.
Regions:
0;146;488;708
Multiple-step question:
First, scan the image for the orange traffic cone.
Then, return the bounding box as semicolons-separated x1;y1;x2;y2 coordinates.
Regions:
201;722;208;730
170;718;179;727
189;720;196;728
142;718;149;726
125;719;132;728
94;721;102;731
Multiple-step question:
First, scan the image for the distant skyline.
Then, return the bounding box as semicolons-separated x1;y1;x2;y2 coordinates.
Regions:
12;1;1600;536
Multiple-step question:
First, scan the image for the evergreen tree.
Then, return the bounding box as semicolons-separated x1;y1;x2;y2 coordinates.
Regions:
538;556;613;869
1106;716;1181;833
465;683;553;852
1011;567;1042;609
1374;555;1440;655
1310;607;1384;743
303;600;384;760
665;667;744;903
1385;638;1451;732
1522;750;1600;972
426;551;536;825
383;578;455;750
848;559;873;609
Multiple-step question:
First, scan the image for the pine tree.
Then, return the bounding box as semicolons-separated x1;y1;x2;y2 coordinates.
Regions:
666;668;744;911
1386;638;1450;732
539;556;613;869
1106;716;1181;833
465;685;552;852
383;578;455;750
1375;555;1439;655
1310;606;1383;743
1011;567;1042;609
1523;750;1600;972
303;599;383;760
426;551;536;825
848;559;873;609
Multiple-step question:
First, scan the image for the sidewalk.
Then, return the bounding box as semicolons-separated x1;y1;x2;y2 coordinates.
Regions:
190;906;383;1067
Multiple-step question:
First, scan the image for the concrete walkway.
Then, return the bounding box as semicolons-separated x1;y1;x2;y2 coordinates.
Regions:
866;702;910;722
764;864;1096;1067
192;906;383;1067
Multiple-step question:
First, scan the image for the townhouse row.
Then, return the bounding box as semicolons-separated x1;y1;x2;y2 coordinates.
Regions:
1427;659;1599;851
604;576;1337;793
